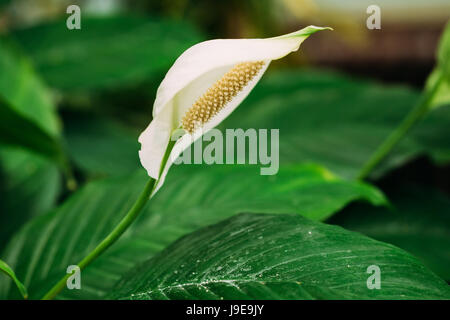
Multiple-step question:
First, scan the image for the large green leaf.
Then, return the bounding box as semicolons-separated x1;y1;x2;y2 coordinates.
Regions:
0;38;63;161
329;187;450;281
0;147;60;250
110;213;450;300
12;15;204;91
221;69;450;178
0;163;385;299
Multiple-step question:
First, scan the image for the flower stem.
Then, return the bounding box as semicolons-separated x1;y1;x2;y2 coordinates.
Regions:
357;73;444;180
41;177;156;300
41;137;177;300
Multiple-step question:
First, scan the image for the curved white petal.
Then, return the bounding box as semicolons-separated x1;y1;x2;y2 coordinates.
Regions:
138;106;174;179
138;25;331;190
151;61;270;195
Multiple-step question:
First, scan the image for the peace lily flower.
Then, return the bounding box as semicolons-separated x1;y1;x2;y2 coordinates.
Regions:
138;26;331;195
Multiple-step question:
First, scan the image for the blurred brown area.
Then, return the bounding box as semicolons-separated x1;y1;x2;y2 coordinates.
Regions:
301;22;446;87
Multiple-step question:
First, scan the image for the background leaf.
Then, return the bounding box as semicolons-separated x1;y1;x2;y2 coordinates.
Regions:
0;38;63;162
111;213;450;300
0;98;64;162
0;38;59;136
0;163;385;299
437;21;450;76
60;111;176;177
426;21;450;109
426;69;450;110
64;112;140;177
410;105;450;163
329;187;450;281
12;15;204;91
0;147;60;251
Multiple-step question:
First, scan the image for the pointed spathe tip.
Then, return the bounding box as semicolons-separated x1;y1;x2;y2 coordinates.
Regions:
276;25;333;39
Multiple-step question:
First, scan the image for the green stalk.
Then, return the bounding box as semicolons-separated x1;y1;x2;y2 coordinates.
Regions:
41;177;155;300
41;138;177;300
357;73;444;180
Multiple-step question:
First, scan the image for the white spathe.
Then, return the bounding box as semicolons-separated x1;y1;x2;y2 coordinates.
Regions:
138;26;331;196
